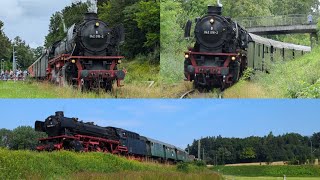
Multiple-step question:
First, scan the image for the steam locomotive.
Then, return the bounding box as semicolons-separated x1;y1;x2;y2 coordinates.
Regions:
183;3;311;90
35;111;191;163
184;5;248;90
28;13;126;91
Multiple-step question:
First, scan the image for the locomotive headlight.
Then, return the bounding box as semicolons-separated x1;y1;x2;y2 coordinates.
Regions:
71;59;76;64
95;22;100;27
210;18;215;24
118;60;122;64
231;57;236;61
185;54;189;58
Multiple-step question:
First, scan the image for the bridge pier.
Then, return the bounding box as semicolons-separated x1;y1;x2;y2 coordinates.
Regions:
310;33;318;49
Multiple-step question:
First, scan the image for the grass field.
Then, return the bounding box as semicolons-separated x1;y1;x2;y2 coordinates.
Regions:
0;60;162;98
211;165;320;177
224;176;320;180
0;149;222;179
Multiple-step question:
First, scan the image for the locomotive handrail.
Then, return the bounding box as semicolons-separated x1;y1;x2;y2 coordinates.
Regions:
234;14;320;28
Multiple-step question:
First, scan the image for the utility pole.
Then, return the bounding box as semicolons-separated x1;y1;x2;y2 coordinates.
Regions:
198;137;201;160
311;139;313;165
12;46;16;72
203;148;205;162
1;59;3;72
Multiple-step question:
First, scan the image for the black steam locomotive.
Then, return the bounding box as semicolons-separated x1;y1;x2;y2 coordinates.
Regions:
35;112;190;162
28;13;125;91
184;5;248;89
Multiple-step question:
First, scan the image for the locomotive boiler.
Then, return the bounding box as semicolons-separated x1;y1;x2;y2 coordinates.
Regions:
28;12;126;91
184;3;248;89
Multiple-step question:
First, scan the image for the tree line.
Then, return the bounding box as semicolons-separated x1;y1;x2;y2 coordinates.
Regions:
161;0;319;53
0;126;46;150
188;132;320;165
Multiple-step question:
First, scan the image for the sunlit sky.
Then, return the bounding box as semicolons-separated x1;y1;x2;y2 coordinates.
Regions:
0;99;319;149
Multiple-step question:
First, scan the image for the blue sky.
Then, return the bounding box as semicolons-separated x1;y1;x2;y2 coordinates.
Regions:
0;0;86;48
0;99;319;149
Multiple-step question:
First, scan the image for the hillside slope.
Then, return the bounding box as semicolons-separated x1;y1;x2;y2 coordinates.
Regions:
0;149;221;179
224;47;320;98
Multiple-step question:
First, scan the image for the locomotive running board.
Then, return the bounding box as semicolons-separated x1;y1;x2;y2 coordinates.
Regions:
48;54;124;65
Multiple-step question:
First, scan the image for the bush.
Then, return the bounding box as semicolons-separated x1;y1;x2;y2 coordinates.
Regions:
241;67;255;81
177;162;190;173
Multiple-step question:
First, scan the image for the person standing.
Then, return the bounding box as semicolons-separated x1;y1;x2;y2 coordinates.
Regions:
23;70;28;81
0;70;4;80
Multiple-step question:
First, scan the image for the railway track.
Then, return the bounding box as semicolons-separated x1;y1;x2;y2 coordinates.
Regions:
179;89;224;99
179;89;196;99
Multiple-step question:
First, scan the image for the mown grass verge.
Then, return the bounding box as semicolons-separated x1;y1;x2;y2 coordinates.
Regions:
224;47;320;98
211;165;320;177
0;149;222;179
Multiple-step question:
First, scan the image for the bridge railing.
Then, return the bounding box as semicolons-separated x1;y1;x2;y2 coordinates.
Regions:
235;14;319;28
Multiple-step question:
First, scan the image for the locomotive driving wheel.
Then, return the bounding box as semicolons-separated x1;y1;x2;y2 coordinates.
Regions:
62;62;78;87
105;81;113;92
69;140;84;152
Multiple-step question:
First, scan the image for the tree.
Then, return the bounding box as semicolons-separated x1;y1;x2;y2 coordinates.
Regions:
12;36;35;70
240;147;256;162
10;126;46;150
45;2;88;47
135;1;160;52
98;0;159;62
0;20;12;70
32;46;45;59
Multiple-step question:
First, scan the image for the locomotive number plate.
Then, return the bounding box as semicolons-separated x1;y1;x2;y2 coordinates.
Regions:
89;35;104;39
203;31;219;35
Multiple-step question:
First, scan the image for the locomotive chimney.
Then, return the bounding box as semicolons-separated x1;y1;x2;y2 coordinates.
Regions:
55;111;64;117
208;5;222;15
84;12;98;21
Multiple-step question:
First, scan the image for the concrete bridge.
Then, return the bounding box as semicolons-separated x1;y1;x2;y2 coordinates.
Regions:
235;14;319;46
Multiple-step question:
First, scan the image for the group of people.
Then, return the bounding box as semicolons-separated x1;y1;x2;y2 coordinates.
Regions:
0;69;28;81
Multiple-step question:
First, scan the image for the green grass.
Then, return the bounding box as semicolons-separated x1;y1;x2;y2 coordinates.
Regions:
0;81;107;98
224;176;320;180
211;165;320;177
0;59;161;98
0;149;222;179
224;47;320;98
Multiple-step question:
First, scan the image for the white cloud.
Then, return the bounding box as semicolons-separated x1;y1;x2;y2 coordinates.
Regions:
0;0;24;21
28;41;42;48
0;0;81;47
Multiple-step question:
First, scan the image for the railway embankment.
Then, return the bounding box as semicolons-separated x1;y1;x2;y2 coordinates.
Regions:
0;149;221;179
